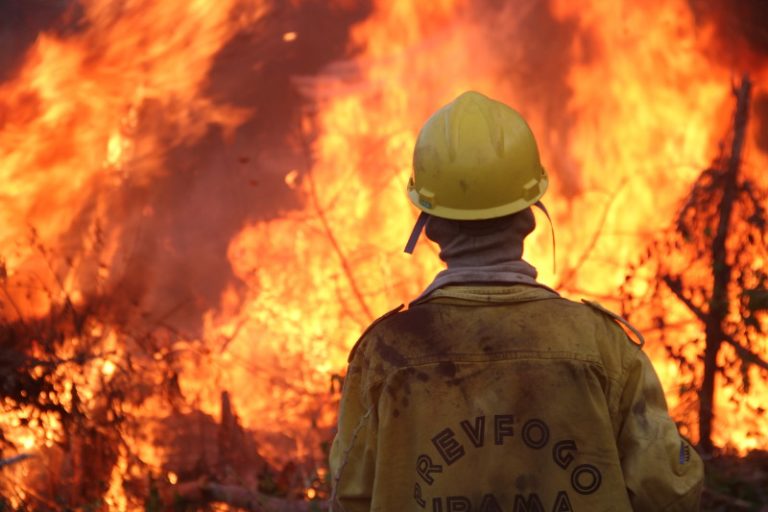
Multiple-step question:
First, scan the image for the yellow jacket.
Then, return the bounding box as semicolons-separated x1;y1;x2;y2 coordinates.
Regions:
330;285;703;511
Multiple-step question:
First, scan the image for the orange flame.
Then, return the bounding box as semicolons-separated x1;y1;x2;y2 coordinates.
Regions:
210;0;768;461
0;0;767;507
0;0;260;315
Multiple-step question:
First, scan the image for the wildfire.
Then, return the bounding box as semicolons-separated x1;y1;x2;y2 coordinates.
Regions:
0;0;766;508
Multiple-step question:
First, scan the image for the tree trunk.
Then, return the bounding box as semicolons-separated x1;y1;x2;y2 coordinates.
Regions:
699;75;751;454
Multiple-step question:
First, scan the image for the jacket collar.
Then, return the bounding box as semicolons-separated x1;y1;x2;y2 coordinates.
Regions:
410;283;559;307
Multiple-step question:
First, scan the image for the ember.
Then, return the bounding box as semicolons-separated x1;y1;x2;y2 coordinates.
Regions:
0;0;766;509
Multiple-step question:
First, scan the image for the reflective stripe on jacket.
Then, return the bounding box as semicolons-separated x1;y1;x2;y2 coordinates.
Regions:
330;285;703;512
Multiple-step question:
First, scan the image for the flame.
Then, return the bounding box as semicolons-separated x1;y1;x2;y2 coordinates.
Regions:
0;0;266;506
0;0;767;507
210;1;765;464
0;0;260;316
546;0;768;449
209;0;768;462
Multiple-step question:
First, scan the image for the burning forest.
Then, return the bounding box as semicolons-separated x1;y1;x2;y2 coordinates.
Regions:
0;0;767;510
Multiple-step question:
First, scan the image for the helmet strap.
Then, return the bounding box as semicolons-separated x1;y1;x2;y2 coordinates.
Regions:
533;200;556;274
404;204;554;271
404;211;430;254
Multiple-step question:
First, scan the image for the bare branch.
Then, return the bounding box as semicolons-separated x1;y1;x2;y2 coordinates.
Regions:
663;275;768;371
298;121;374;324
0;453;33;469
557;177;627;289
722;335;768;372
662;275;707;323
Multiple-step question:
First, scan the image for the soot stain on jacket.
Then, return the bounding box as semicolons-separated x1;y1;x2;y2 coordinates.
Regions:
374;336;409;368
379;305;455;356
384;306;438;340
437;361;458;379
633;399;650;431
382;368;415;405
474;315;539;353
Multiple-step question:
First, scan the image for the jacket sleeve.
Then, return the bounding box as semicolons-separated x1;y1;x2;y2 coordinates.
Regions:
329;363;377;512
617;349;704;511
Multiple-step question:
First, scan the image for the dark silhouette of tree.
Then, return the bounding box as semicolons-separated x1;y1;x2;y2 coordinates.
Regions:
621;76;768;455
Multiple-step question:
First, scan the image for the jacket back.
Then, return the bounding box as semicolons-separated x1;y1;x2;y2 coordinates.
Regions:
329;285;703;512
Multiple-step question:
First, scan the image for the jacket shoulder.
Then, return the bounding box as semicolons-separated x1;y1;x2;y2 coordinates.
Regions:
581;299;644;347
348;304;405;362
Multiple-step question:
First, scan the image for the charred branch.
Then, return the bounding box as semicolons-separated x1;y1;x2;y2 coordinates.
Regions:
299;126;374;324
699;75;752;454
0;453;33;469
745;288;768;311
721;335;768;372
662;276;768;372
741;181;767;238
662;275;708;321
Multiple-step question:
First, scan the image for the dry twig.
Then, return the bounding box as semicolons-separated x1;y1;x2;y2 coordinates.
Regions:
0;453;33;469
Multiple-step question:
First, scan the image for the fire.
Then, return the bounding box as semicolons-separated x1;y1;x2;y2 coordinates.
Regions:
0;0;265;507
0;0;260;317
214;0;766;465
0;0;766;507
546;0;768;449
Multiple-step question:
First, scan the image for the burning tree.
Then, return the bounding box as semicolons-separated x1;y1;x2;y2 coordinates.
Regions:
621;76;768;454
0;240;316;509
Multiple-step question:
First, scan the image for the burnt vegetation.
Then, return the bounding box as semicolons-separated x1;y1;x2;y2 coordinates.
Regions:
620;76;768;507
1;252;149;506
0;240;329;510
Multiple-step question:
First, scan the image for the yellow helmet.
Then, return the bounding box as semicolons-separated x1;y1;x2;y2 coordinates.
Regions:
407;91;548;220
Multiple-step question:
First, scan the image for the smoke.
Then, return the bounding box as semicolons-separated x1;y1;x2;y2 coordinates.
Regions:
1;0;373;334
688;0;768;63
140;0;373;332
472;0;768;195
0;1;82;82
3;0;765;336
687;0;768;157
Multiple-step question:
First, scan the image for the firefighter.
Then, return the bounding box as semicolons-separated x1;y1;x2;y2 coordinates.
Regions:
329;91;703;512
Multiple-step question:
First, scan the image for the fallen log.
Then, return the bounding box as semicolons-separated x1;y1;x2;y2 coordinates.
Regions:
203;483;326;512
702;486;753;511
167;478;328;512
